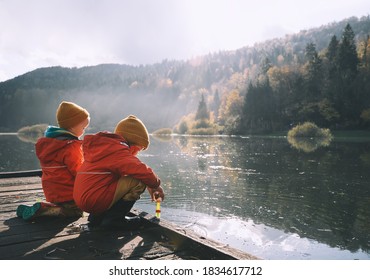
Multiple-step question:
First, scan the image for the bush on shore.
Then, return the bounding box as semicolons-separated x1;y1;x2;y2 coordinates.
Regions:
152;128;172;135
17;124;48;143
287;122;333;139
287;122;333;152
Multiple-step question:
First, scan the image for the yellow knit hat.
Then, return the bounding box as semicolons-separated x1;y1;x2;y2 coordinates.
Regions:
114;115;149;150
56;101;89;129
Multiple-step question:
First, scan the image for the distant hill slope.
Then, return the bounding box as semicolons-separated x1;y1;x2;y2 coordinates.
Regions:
0;15;369;132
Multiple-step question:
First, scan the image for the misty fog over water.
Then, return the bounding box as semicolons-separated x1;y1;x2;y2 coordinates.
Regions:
1;134;369;259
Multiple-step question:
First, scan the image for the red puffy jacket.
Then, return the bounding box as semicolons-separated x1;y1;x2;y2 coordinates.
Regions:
36;137;83;203
73;132;161;214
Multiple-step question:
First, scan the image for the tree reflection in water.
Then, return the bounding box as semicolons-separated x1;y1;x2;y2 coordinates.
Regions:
2;133;369;259
140;135;370;259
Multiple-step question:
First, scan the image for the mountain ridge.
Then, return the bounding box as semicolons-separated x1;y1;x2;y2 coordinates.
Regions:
1;15;369;132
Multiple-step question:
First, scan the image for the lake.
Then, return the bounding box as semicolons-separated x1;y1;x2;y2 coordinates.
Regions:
0;133;369;260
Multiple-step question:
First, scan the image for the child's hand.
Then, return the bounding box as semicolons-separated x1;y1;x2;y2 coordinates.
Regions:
147;186;165;202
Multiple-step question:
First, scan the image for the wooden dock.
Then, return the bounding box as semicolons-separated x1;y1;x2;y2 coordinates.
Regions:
0;176;258;260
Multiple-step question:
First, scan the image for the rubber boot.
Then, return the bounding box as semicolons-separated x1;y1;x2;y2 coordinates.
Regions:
87;213;105;227
87;201;129;228
100;200;142;230
16;202;62;221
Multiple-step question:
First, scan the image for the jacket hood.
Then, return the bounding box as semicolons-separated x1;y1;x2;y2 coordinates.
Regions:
44;125;77;139
36;137;77;162
82;132;129;162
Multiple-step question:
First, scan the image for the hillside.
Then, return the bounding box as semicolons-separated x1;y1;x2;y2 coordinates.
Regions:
0;15;369;133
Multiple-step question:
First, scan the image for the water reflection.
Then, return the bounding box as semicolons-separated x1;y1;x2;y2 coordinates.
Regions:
0;134;40;172
287;135;332;153
138;135;370;259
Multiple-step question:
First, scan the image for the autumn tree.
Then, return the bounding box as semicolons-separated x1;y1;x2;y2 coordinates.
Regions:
357;35;370;127
218;89;243;133
267;65;303;126
358;35;370;68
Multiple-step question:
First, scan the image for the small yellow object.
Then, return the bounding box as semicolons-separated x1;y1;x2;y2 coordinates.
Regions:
155;198;161;219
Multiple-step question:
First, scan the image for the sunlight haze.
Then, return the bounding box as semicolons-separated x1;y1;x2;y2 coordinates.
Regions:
0;0;369;81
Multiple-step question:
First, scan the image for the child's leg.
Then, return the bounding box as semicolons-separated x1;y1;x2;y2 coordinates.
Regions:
94;176;146;229
109;176;147;208
100;200;141;229
57;201;83;218
16;201;82;221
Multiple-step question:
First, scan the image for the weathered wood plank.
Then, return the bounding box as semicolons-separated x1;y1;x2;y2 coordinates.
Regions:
0;218;81;247
0;184;42;193
0;176;259;260
0;195;45;214
0;170;42;179
132;209;258;260
0;177;42;187
0;219;193;260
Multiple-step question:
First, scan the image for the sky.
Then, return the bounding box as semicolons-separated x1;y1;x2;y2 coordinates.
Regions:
0;0;369;82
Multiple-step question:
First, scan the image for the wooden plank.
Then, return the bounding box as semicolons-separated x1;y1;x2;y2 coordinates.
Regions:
0;177;42;187
0;218;195;260
0;218;82;247
0;179;45;216
0;176;260;260
0;170;42;179
132;209;259;260
0;184;42;193
0;194;45;214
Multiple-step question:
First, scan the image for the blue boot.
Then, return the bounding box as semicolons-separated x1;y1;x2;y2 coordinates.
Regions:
16;202;62;220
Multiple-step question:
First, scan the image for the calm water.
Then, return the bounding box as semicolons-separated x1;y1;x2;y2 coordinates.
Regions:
1;133;369;260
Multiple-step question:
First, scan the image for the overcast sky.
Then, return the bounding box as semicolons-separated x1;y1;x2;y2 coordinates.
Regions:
0;0;369;82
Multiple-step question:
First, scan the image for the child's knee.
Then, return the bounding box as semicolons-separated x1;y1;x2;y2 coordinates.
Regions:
122;185;146;200
115;176;147;201
122;182;146;200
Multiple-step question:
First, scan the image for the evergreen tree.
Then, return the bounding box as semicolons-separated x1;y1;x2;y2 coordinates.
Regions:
326;35;339;62
324;35;342;106
325;35;340;86
195;94;210;120
210;90;221;119
304;43;323;102
240;80;275;134
338;24;359;78
336;24;360;122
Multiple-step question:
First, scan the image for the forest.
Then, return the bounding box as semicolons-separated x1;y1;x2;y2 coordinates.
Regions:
0;16;369;134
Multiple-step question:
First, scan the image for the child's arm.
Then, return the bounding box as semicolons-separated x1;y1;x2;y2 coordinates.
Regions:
115;152;161;189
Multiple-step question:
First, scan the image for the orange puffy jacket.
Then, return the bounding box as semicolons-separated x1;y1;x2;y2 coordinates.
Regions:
35;137;83;203
73;132;161;214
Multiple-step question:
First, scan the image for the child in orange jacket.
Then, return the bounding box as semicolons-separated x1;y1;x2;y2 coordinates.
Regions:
16;101;90;220
73;115;165;229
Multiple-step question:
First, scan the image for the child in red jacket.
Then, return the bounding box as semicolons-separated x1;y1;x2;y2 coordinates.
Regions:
16;101;90;220
73;115;165;229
